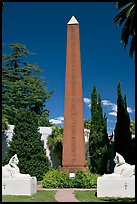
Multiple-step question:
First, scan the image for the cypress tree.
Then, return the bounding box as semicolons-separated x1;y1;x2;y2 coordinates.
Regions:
3;109;50;181
130;120;135;135
114;81;132;164
89;86;109;174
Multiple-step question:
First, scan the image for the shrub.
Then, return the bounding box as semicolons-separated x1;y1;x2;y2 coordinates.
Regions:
42;169;74;188
73;170;88;188
42;169;100;188
74;170;100;188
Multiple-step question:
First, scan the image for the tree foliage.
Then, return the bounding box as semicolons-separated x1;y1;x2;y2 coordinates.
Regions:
2;43;53;126
47;126;63;164
2;115;9;132
114;1;135;57
3;109;50;181
114;81;133;164
130;120;135;135
89;86;109;174
84;120;91;130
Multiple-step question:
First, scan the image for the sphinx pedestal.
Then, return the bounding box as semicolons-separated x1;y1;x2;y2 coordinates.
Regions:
2;177;37;196
97;176;135;198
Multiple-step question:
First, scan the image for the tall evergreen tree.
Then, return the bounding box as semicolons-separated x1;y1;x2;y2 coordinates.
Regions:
2;43;53;126
130;120;135;135
3;109;50;181
89;86;109;174
114;81;132;164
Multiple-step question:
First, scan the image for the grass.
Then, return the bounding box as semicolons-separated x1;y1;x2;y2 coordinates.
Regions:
74;190;135;202
2;188;135;202
2;190;57;202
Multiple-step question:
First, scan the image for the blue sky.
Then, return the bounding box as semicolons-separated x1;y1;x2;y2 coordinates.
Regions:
2;2;135;134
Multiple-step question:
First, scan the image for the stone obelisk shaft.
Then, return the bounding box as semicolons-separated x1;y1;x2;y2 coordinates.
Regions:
61;16;88;172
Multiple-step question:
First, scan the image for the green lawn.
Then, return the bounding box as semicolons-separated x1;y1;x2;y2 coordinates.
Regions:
74;190;135;202
2;189;135;202
2;190;57;202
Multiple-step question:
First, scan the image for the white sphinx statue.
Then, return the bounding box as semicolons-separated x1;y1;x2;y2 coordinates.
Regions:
103;152;135;178
2;154;30;178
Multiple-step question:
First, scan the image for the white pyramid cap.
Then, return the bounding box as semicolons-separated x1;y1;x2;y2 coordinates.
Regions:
67;16;79;25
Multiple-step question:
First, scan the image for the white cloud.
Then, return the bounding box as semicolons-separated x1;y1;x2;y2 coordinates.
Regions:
57;116;64;121
49;119;63;125
127;107;134;113
83;98;91;104
49;116;64;125
111;104;117;112
109;112;117;116
102;100;117;111
101;100;113;106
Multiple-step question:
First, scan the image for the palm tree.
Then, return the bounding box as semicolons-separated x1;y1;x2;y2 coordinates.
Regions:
114;1;135;58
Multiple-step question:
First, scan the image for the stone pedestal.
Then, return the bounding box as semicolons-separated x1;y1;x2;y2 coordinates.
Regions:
2;177;37;196
97;176;135;198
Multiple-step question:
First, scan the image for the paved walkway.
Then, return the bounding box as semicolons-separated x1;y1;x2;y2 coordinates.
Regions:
37;185;96;202
55;189;80;202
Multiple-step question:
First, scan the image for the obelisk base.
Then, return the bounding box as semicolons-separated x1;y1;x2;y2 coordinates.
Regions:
59;166;90;173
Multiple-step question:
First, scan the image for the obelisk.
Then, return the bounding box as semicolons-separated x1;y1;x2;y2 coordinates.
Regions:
60;16;89;173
